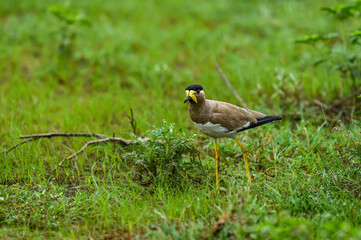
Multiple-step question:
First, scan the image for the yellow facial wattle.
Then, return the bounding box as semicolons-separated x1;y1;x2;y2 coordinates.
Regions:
185;90;197;103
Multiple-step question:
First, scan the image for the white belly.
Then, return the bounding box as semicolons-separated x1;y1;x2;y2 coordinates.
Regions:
193;122;239;139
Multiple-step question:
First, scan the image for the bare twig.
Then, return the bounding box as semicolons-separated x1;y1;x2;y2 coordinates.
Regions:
1;139;34;154
215;63;249;108
57;137;131;167
128;108;137;135
1;132;155;170
19;132;107;139
1;132;111;154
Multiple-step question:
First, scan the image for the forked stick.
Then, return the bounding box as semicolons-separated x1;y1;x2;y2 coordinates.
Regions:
1;133;107;154
57;137;131;167
1;133;134;168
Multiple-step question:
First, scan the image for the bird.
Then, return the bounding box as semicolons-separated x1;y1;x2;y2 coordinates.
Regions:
184;84;282;189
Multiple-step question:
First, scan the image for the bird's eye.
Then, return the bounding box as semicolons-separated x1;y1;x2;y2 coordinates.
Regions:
196;90;200;94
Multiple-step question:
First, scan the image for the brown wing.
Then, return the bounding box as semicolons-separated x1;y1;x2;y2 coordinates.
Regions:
207;100;266;131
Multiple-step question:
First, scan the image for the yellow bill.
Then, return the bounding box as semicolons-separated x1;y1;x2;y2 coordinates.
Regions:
184;90;198;103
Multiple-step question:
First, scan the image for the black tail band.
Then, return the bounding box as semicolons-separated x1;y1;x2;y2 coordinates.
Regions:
237;115;283;132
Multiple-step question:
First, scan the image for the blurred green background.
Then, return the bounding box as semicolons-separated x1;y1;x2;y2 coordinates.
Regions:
1;0;357;136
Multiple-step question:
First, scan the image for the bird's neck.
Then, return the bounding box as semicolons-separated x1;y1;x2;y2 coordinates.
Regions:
188;99;209;123
188;98;205;109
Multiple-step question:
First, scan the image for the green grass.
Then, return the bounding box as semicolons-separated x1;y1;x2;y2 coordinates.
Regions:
1;0;361;239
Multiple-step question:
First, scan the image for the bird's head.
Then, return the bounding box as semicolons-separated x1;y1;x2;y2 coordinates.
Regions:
184;84;205;104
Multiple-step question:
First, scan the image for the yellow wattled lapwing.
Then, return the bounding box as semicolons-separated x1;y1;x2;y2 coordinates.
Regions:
184;84;282;189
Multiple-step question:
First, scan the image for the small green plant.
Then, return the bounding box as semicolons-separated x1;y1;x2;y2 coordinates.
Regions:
295;1;361;92
271;68;305;111
321;2;361;20
122;122;204;188
48;3;91;58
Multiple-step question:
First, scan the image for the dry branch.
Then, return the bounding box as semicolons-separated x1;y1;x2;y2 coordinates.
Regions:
57;137;131;167
1;139;34;154
19;132;107;139
215;63;249;108
1;132;135;168
1;132;107;154
128;108;137;135
1;132;160;170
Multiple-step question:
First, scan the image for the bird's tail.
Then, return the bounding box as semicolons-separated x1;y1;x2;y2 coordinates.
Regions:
237;115;283;132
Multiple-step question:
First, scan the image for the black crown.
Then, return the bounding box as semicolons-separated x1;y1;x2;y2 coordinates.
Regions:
185;84;203;91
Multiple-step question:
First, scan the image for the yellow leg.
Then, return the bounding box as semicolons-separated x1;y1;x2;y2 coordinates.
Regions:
235;138;251;183
214;140;220;190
